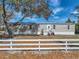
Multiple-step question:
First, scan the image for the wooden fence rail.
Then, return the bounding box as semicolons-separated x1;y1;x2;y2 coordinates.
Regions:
0;39;79;51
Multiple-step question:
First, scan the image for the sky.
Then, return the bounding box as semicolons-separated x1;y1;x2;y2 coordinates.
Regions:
8;0;79;23
47;0;79;23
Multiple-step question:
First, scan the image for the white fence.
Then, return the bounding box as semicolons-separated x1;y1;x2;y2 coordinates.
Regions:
0;39;79;51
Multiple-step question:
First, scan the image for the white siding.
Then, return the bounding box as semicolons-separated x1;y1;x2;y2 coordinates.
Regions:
55;32;75;35
37;24;75;35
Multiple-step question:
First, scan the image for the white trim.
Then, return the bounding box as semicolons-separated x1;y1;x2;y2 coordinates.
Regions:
55;32;75;35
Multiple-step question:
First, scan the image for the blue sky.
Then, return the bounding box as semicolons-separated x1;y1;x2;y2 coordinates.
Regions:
48;0;79;23
9;0;79;23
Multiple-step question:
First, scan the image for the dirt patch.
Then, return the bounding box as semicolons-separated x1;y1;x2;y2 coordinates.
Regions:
0;51;79;59
14;35;79;39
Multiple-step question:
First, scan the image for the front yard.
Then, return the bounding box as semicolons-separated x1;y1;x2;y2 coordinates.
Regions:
14;35;79;39
0;51;79;59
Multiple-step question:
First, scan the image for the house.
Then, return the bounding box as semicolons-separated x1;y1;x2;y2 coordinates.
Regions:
10;22;75;35
8;16;75;35
37;23;75;35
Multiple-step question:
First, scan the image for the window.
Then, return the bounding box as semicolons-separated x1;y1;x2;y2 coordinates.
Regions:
29;25;32;29
48;26;50;29
68;25;70;30
53;25;55;29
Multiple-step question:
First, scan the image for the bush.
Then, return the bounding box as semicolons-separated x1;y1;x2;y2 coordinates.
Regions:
75;23;79;34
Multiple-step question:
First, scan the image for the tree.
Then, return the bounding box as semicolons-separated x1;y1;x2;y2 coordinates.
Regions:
75;5;79;12
0;4;3;25
65;18;72;23
32;0;51;20
2;0;13;38
7;0;52;19
0;0;52;38
74;5;79;23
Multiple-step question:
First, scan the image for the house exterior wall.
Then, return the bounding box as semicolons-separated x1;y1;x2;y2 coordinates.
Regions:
37;24;75;35
54;24;75;35
37;24;48;35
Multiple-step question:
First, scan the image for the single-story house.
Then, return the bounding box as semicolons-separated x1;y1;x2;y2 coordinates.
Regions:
8;16;75;35
12;23;75;35
37;23;75;35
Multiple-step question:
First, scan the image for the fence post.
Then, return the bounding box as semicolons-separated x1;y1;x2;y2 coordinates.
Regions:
10;39;12;49
38;39;40;52
65;40;68;52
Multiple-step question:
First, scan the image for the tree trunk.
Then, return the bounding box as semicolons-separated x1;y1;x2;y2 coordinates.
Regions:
2;0;13;38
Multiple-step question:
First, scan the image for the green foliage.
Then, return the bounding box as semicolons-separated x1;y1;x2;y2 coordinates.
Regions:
75;23;79;34
72;21;75;23
75;23;79;30
32;0;51;20
7;0;51;19
75;5;79;12
0;0;52;38
65;18;72;23
75;5;79;23
0;5;3;14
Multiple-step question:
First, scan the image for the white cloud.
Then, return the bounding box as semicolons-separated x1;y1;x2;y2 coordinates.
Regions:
71;10;79;14
49;0;60;6
53;7;64;14
53;16;60;19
